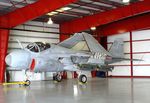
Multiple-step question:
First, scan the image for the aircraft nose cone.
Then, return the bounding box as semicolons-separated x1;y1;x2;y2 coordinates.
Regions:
5;50;31;70
5;54;12;66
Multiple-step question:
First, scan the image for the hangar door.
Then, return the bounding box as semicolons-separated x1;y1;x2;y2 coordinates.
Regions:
107;29;150;77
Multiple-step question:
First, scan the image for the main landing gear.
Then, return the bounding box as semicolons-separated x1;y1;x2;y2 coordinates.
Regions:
53;73;62;82
78;74;87;84
52;72;88;83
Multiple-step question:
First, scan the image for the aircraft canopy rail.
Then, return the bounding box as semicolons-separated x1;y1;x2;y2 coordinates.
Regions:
26;42;51;52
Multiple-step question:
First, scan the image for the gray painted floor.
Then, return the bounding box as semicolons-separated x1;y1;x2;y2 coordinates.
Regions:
1;78;150;103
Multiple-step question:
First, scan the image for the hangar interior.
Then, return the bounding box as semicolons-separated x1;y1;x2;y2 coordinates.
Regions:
0;0;150;103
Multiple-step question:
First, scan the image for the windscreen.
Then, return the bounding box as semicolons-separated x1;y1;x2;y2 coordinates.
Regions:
26;42;51;52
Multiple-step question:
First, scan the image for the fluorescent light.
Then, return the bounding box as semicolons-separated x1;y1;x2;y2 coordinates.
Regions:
47;18;53;24
47;13;53;16
62;7;72;11
47;12;58;16
51;12;58;14
47;7;71;16
56;7;72;12
56;9;64;12
122;0;130;3
90;27;96;31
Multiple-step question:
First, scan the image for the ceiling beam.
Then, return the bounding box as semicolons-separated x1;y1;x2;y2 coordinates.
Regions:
60;0;150;34
95;12;150;36
0;0;78;28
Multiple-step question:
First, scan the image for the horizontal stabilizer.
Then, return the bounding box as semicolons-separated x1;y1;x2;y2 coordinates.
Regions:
109;57;143;64
113;58;143;61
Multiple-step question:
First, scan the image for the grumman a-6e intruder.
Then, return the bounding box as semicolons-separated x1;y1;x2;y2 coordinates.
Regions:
5;32;132;84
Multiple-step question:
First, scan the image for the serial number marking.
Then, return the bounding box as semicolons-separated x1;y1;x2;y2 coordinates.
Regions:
90;52;106;59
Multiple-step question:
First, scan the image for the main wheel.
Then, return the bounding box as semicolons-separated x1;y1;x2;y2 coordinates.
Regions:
55;74;62;82
79;74;87;83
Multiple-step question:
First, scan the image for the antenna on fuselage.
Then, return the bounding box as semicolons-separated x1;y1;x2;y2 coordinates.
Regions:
16;39;24;49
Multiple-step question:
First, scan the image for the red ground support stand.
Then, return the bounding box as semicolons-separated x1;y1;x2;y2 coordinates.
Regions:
73;72;78;79
62;71;67;79
91;71;97;78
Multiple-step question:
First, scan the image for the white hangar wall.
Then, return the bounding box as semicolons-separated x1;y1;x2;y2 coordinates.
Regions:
7;21;60;81
8;21;59;53
107;29;150;77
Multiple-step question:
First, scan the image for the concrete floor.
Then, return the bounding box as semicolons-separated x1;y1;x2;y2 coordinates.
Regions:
1;78;150;103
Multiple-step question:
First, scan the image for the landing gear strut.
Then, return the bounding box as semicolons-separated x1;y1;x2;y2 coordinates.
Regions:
78;74;87;83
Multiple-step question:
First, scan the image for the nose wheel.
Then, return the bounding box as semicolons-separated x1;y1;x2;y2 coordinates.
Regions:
78;74;87;83
24;80;31;86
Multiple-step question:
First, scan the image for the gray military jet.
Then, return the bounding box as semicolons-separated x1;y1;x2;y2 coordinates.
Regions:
5;32;129;83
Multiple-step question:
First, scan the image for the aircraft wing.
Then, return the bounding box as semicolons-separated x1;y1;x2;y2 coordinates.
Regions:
58;32;111;56
49;52;91;58
58;33;84;49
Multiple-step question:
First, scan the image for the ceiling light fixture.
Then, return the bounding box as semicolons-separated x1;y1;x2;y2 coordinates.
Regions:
47;7;72;16
47;18;53;24
56;7;72;12
122;0;130;3
47;12;58;16
90;27;96;31
62;7;72;11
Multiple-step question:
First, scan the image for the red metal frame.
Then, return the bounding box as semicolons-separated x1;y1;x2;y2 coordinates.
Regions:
108;76;150;78
60;25;71;42
0;0;78;28
0;29;9;83
97;13;150;36
130;32;133;77
60;0;150;34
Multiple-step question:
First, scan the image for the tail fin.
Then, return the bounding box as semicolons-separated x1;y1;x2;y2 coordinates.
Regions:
109;38;124;58
59;32;111;56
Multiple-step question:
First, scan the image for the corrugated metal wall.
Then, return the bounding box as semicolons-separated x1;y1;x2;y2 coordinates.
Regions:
107;29;150;77
8;21;59;53
7;21;60;81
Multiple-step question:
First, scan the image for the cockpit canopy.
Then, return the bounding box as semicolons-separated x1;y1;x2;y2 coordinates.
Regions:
26;42;51;52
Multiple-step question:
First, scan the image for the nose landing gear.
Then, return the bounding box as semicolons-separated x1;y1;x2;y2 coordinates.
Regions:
24;80;31;86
